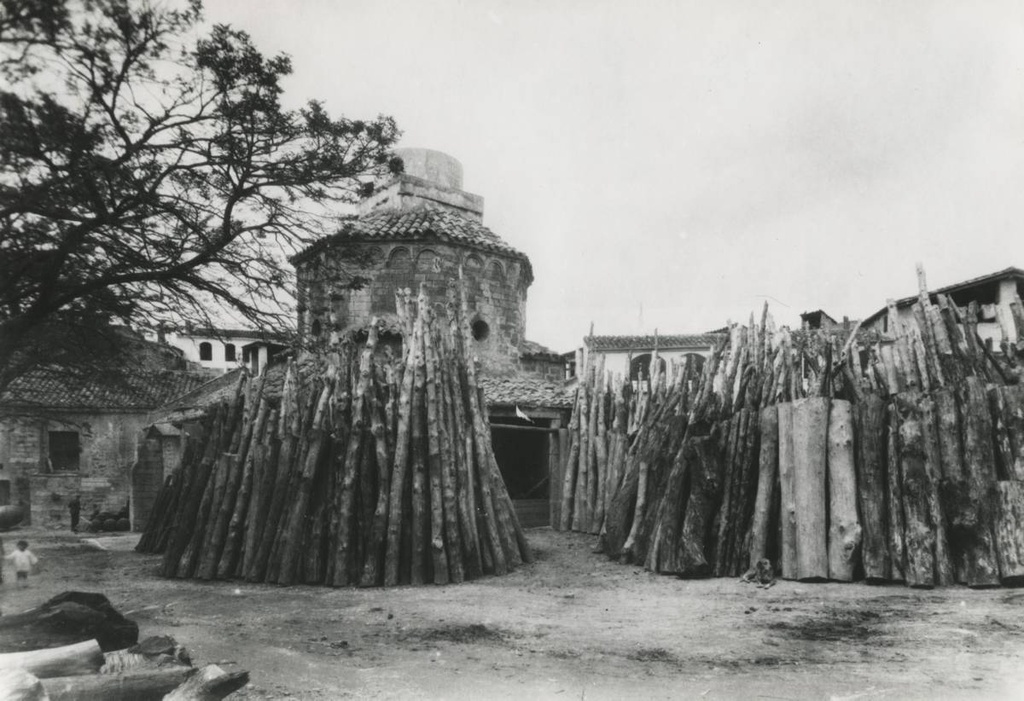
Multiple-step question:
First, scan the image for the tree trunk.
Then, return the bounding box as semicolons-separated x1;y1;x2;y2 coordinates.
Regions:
163;665;250;701
40;667;192;701
956;376;1001;587
0;640;103;679
855;395;890;581
827;399;861;582
887;400;907;581
791;397;829;581
748;405;778;566
994;480;1024;586
898;407;935;589
673;436;723;576
777;402;798;579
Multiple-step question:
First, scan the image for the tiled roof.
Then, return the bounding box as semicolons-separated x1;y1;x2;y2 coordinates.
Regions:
520;339;562;358
479;374;574;409
585;334;723;352
291;204;531;273
1;367;206;412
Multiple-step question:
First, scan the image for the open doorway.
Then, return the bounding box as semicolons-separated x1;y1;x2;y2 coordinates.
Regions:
490;417;552;527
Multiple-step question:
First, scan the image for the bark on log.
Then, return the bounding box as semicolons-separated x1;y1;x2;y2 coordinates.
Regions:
994;480;1024;586
855;396;890;581
920;396;954;585
791;397;829;581
887;402;907;581
163;664;250;701
898;408;935;589
827;400;861;581
41;667;191;701
672;436;723;576
956;376;1001;587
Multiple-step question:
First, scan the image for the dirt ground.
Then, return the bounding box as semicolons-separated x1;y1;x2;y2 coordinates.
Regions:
2;528;1023;700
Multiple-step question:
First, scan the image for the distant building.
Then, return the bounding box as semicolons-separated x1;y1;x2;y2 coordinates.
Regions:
165;327;288;375
569;333;722;384
861;266;1024;349
0;334;205;529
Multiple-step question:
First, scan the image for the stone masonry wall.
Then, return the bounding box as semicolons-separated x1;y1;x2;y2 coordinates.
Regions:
298;242;530;375
0;412;146;528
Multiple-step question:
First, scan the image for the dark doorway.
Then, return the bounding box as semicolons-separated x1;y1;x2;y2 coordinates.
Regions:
0;480;9;506
490;418;551;527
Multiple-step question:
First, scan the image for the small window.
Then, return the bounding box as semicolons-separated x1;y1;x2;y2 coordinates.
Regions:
49;431;80;471
311;319;322;337
225;343;236;362
199;341;212;361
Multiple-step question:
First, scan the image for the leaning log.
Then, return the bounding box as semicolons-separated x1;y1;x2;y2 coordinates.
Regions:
672;436;723;577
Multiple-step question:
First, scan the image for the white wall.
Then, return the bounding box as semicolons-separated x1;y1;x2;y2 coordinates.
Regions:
166;332;251;373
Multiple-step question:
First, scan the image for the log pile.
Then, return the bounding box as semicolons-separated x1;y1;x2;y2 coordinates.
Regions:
138;281;531;586
564;267;1024;588
0;592;248;701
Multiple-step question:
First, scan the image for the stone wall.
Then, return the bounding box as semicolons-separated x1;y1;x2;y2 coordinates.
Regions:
0;411;147;528
298;241;530;374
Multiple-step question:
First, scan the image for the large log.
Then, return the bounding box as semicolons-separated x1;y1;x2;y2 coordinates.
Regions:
994;481;1024;586
956;376;1001;587
827;399;861;581
791;397;829;581
0;639;103;679
777;402;798;579
886;401;906;581
897;405;935;589
998;386;1024;480
747;405;778;566
0;592;138;653
41;667;191;701
163;665;249;701
920;395;954;585
672;436;723;576
855;396;890;581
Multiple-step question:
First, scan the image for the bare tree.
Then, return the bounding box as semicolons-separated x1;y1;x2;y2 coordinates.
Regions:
0;0;401;395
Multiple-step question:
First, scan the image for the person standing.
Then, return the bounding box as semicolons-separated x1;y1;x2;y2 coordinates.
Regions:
5;540;39;586
68;495;82;533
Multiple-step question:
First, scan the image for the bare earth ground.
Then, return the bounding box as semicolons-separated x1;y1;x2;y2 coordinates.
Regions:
1;528;1023;700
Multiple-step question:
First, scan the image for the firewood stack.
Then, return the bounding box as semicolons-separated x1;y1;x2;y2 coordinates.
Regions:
564;267;1024;589
139;280;531;586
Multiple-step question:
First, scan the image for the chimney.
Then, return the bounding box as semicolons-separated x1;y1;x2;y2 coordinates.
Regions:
358;148;485;221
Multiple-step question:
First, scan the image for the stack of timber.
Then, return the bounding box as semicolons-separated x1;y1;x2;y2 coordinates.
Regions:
138;280;531;587
564;267;1024;589
0;592;248;701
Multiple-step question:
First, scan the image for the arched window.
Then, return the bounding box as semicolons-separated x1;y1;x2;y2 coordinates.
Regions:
311;319;322;338
629;353;666;382
471;316;490;341
199;342;212;361
225;343;236;362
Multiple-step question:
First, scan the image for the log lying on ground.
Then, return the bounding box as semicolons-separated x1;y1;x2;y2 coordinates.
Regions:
42;667;192;701
0;592;138;653
0;639;104;679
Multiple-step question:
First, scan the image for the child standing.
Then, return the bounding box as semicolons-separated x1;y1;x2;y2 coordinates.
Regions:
5;540;38;586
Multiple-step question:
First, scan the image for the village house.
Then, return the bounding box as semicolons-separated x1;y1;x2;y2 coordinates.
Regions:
860;266;1024;350
566;333;721;385
164;327;288;376
0;333;204;528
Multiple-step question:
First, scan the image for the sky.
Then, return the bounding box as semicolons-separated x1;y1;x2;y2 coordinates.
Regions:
203;0;1024;352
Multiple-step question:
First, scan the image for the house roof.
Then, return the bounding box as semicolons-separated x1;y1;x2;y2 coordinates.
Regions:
520;339;562;359
862;266;1024;326
290;204;533;282
479;374;574;409
0;367;206;413
584;334;723;352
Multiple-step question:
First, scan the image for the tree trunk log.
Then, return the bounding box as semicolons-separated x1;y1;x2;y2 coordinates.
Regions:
898;406;935;589
994;480;1024;586
791;397;829;581
855;396;890;581
0;640;103;679
827;399;861;581
672;436;723;576
777;402;798;579
748;405;778;566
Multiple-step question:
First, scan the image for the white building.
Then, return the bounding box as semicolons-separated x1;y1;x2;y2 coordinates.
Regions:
166;327;288;375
